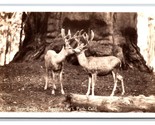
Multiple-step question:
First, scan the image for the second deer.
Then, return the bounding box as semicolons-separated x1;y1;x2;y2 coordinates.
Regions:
73;30;125;96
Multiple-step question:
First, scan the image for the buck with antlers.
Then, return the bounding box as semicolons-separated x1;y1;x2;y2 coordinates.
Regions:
44;28;75;95
73;30;125;96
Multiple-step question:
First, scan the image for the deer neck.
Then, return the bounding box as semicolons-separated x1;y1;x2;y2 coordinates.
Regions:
57;46;68;63
76;51;88;68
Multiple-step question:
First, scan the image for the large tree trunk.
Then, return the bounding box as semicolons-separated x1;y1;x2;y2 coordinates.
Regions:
0;12;23;65
137;13;155;73
10;12;152;73
65;93;155;112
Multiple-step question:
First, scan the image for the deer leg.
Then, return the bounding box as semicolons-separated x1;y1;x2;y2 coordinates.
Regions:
86;73;92;96
44;68;49;90
51;71;56;95
121;79;125;96
59;70;65;95
91;73;97;96
52;71;57;89
117;74;125;95
111;71;117;96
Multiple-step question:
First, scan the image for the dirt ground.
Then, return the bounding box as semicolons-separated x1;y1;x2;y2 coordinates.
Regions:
0;61;155;112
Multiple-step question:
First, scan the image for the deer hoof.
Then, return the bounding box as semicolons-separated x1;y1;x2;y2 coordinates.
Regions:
52;90;55;95
61;90;65;95
86;92;90;96
44;86;47;90
121;92;125;96
110;93;114;97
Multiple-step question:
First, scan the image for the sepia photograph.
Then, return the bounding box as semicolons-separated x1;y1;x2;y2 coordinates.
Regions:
0;3;155;119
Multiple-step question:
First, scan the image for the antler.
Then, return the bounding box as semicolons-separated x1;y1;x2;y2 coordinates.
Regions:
73;30;81;46
82;32;89;42
73;30;79;37
79;29;84;35
61;28;65;38
68;29;71;39
61;28;72;40
73;29;94;49
90;30;94;41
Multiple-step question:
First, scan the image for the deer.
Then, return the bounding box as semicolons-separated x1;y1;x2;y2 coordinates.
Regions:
44;28;75;95
73;30;125;96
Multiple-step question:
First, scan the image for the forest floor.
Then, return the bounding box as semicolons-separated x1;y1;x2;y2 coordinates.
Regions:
0;61;155;113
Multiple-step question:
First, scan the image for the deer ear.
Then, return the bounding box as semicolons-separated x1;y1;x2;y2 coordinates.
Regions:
90;30;94;41
61;28;65;38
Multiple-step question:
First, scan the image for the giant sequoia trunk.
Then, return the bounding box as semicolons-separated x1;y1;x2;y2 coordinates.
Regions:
12;12;152;73
13;12;49;62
